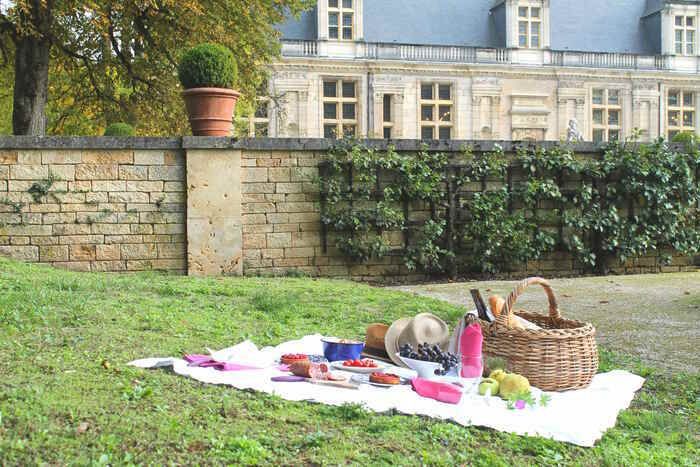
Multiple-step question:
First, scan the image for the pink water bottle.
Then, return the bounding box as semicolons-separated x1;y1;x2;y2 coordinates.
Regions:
459;321;483;378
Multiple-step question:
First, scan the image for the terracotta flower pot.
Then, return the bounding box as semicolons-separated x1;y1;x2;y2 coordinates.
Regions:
182;87;241;136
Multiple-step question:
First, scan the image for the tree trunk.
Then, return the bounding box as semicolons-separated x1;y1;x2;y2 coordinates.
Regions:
12;34;50;135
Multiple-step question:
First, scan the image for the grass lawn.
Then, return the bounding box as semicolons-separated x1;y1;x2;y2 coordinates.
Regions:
0;258;698;465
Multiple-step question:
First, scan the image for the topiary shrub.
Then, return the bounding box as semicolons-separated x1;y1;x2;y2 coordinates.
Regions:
178;43;238;90
671;131;697;146
104;123;135;136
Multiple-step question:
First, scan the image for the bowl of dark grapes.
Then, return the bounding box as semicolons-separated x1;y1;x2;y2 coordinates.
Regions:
397;343;460;379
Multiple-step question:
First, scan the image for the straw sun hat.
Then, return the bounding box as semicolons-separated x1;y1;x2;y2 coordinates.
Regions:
384;313;450;367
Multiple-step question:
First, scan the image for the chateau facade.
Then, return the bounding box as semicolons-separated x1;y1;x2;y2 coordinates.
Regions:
256;0;700;142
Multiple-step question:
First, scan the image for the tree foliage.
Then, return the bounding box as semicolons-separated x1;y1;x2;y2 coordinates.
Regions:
0;0;312;135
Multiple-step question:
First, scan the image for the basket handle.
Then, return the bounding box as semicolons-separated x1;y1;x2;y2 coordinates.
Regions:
498;277;561;324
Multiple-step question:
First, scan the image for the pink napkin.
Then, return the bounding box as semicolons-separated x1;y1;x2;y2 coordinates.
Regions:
184;354;261;371
411;378;463;405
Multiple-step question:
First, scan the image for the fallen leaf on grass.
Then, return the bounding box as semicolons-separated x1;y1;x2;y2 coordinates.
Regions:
562;294;572;298
599;300;610;304
77;422;90;434
684;291;691;295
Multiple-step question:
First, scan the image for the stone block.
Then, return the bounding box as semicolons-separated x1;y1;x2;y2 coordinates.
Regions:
164;182;186;192
284;247;314;258
31;236;59;246
273;258;310;267
134;150;164;165
267;232;292;248
105;235;142;244
164;151;184;166
10;236;30;245
158;243;186;259
262;249;285;259
127;181;163;192
243;167;268;183
54;262;91;272
53;223;92;236
86;192;109;204
96;244;121;261
0;245;39;261
0;151;18;164
288;212;321;223
69;181;92;192
274;224;301;233
30;203;60;213
188;217;242;276
151;259;187;271
149;165;185;181
21;213;42;224
276;183;303;194
17;151;42;164
243;233;267;249
292;231;321;247
42;150;82;164
109;192;150;203
82;150;133;164
243;182;275;194
0;166;8;180
244;224;273;234
243;202;276;214
91;260;127;272
11;165;48;180
266;212;290;224
131;224;154;235
117;212;139;223
70;244;96;261
75;164;118;180
277;202;315;213
156;192;185;203
153;223;185;234
0;224;52;236
49;165;75;181
268;168;291;182
59;235;105;245
92;223;131;235
119;165;149;180
92;180;127;192
121;243;158;260
242;214;266;225
126;260;154;271
43;212;76;224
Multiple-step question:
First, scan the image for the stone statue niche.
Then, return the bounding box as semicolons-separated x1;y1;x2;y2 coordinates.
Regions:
566;119;583;142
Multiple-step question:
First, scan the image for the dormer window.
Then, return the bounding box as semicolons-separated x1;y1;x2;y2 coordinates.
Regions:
329;0;354;40
675;15;696;55
518;6;541;48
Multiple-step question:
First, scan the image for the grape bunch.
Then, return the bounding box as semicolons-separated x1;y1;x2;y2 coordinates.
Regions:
399;342;460;376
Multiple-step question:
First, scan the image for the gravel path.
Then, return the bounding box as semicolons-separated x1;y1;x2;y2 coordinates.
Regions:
391;272;700;374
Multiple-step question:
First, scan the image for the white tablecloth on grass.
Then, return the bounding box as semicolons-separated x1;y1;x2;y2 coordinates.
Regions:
129;334;644;447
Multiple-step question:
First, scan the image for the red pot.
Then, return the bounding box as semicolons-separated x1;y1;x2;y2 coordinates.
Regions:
182;87;241;136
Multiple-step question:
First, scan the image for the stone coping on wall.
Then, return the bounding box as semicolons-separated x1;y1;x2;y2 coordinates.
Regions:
0;136;625;152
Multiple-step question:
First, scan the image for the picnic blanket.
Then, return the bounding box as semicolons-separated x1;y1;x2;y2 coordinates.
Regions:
129;334;645;447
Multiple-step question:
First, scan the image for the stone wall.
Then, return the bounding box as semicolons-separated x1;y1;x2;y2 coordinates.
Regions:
0;137;696;282
0;142;186;273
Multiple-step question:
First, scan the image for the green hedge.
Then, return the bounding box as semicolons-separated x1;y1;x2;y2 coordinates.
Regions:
178;43;238;90
320;140;700;276
103;123;135;136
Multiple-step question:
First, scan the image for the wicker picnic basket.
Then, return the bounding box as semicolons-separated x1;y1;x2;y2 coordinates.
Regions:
481;277;598;392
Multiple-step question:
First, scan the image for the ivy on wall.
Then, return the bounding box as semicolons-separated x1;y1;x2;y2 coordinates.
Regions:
319;139;700;277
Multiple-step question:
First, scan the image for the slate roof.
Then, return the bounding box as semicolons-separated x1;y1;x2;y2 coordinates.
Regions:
278;0;700;55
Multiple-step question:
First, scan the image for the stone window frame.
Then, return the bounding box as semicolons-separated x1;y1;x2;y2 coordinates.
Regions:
318;0;363;41
591;88;623;143
322;78;359;139
674;14;696;55
518;4;542;48
418;82;454;140
506;0;550;49
382;94;394;139
666;89;696;139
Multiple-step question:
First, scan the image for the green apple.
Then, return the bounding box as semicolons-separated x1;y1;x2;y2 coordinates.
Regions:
479;377;500;396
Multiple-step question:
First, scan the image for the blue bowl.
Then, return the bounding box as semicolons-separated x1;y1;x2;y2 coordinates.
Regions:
321;338;365;362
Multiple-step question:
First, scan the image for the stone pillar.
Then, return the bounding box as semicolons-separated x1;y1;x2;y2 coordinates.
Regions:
186;149;243;276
